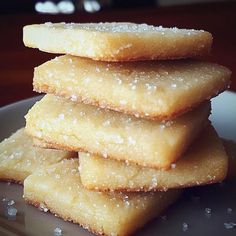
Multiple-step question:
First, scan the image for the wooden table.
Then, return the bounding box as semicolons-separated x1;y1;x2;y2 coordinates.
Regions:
0;1;235;107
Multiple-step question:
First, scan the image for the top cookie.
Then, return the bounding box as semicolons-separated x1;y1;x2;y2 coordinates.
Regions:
23;22;212;61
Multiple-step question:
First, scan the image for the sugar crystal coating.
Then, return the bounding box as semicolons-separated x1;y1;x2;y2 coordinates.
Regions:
205;207;212;218
0;128;75;183
79;125;228;192
182;222;189;232
54;227;62;235
24;159;181;236
224;222;236;229
25;95;210;169
42;22;203;34
2;197;9;202
24;22;213;61
33;55;231;121
7;199;15;206
7;206;17;216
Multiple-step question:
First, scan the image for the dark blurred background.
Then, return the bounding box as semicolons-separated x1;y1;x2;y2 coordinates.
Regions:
0;0;234;14
0;0;235;106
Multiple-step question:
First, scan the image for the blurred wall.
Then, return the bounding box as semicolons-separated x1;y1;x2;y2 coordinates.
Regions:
158;0;234;6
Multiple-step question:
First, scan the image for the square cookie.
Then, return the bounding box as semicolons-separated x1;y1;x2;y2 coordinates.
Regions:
25;95;210;169
0;128;75;183
79;125;228;191
23;22;212;61
34;55;230;120
24;159;181;236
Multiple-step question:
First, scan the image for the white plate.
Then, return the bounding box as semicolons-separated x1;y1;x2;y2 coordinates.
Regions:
0;91;236;236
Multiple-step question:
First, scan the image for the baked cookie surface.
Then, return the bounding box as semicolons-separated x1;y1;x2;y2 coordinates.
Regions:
24;159;181;236
79;125;228;191
34;55;231;120
23;22;212;61
25;95;210;169
0;128;75;183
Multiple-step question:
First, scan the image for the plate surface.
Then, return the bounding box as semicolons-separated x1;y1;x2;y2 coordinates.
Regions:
0;91;236;236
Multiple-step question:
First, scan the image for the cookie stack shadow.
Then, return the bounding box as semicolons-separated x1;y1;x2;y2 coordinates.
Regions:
21;23;232;236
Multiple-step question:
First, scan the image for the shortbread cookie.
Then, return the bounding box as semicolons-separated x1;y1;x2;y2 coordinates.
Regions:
222;139;236;178
34;55;231;120
24;159;181;236
23;22;212;61
25;95;210;169
79;125;228;191
0;128;75;183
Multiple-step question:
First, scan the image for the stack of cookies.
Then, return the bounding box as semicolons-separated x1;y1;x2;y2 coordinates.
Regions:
21;22;231;235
